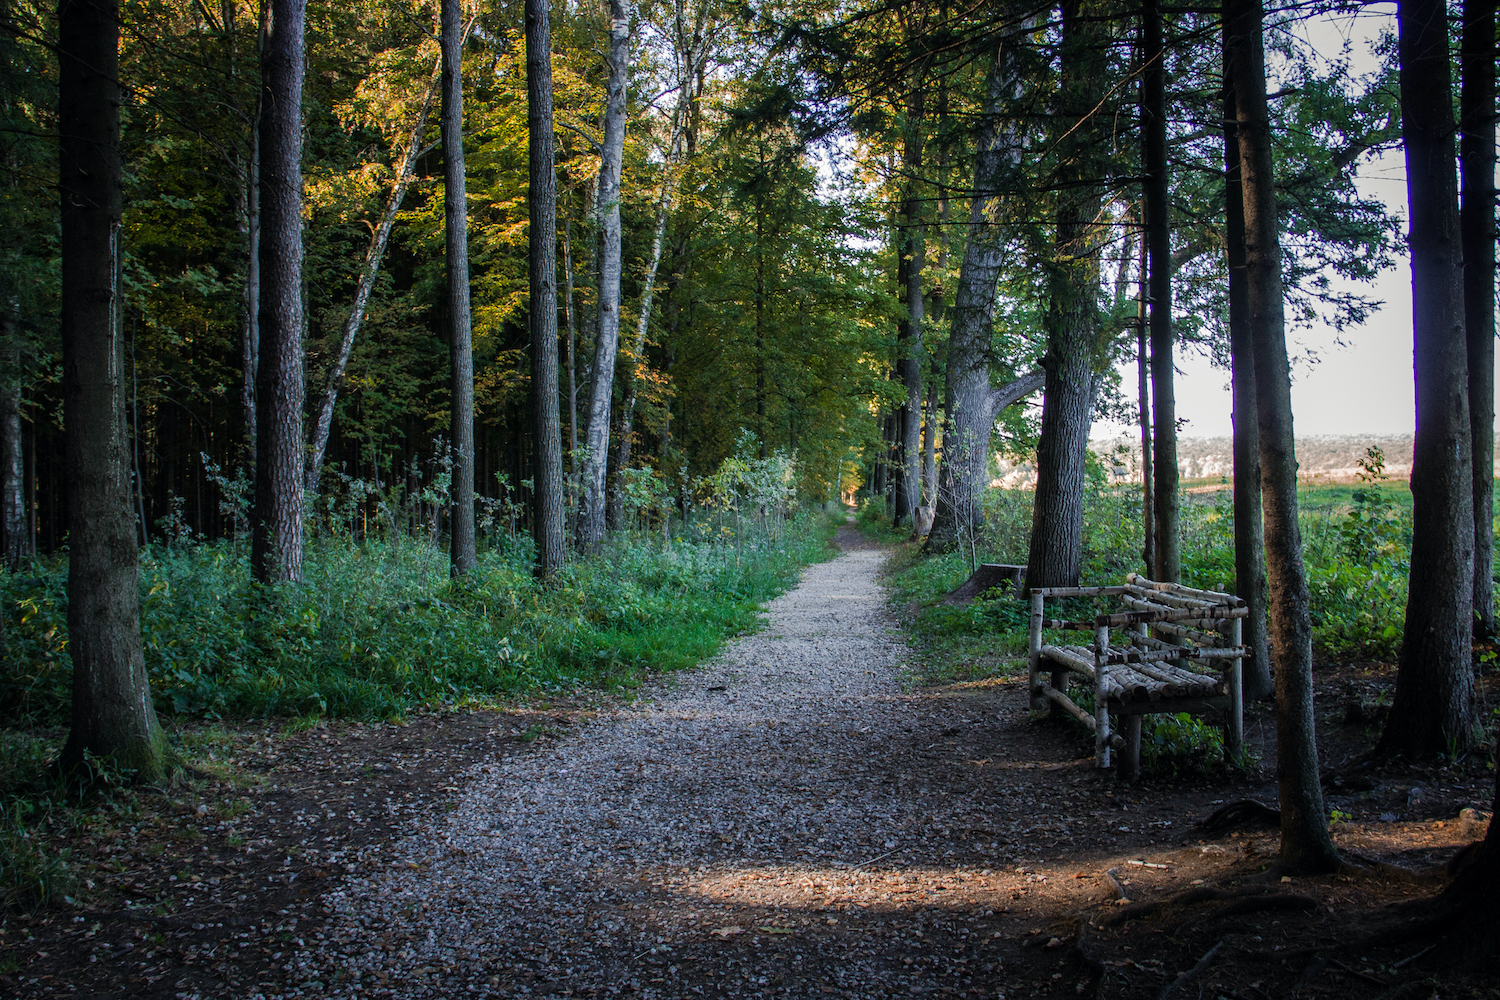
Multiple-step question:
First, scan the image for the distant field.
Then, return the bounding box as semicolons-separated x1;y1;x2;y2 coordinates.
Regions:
1082;433;1493;484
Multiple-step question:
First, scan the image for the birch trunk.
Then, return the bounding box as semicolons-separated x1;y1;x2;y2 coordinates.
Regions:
307;55;442;496
579;0;629;553
1;310;26;569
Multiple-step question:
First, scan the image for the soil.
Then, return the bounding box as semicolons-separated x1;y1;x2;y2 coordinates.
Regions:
2;524;1496;1000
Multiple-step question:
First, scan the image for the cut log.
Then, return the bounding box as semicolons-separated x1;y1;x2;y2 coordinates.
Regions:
942;563;1025;604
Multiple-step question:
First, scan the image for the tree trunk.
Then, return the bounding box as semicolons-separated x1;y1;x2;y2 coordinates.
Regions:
1222;27;1274;703
442;0;476;575
1025;0;1104;592
57;0;166;780
1461;0;1495;637
528;0;565;578
1;309;27;570
251;0;306;585
1228;0;1340;873
307;55;442;496
240;122;260;467
578;0;629;553
613;3;707;522
1142;0;1179;583
563;219;579;473
1379;0;1476;759
1136;261;1153;573
894;83;926;530
927;33;1040;552
922;371;937;509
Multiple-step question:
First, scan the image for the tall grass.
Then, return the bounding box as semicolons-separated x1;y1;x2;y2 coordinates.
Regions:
0;510;837;726
876;465;1466;668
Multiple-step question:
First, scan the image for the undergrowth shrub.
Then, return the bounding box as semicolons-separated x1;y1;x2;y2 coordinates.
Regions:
0;510;836;726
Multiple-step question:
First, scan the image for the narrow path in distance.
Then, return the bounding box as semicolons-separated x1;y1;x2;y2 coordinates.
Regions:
298;525;1227;999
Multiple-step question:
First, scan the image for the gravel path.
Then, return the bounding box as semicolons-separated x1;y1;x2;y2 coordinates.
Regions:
295;528;1127;999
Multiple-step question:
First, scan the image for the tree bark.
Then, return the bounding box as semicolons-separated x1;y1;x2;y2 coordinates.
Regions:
926;33;1041;552
1025;0;1103;591
2;309;27;569
613;23;704;521
57;0;166;780
307;54;442;497
1137;234;1153;573
1222;26;1274;703
578;0;629;553
442;0;476;575
1142;0;1179;583
1379;0;1476;759
1461;0;1495;637
1228;0;1340;872
528;0;565;577
922;371;937;509
894;81;926;530
240;121;259;467
563;218;579;473
251;0;306;585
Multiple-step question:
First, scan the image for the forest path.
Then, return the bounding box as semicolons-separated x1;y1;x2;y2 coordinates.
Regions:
304;524;1206;999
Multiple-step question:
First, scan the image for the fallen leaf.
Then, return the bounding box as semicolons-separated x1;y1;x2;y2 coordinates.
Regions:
710;926;745;939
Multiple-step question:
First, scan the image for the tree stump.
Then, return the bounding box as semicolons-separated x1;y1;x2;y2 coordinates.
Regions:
941;563;1025;605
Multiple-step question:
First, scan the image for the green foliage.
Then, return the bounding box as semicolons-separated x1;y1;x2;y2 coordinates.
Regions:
1140;712;1228;779
0;511;837;727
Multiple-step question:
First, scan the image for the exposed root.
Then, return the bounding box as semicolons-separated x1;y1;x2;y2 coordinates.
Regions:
1196;799;1280;833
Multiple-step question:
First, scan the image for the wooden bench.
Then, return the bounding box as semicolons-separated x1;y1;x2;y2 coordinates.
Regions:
1027;572;1248;779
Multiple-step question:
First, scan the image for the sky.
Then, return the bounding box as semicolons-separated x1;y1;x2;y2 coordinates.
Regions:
1095;4;1495;441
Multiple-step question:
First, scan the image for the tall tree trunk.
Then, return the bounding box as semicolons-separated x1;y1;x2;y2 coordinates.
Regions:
528;0;565;577
1222;27;1274;702
922;371;937;509
894;83;926;530
240;123;260;466
307;55;442;496
57;0;166;780
1137;234;1153;573
579;0;629;553
613;1;708;520
1229;0;1340;873
442;0;476;575
1;310;26;569
1461;0;1495;637
1142;0;1179;583
251;0;307;584
1025;0;1104;591
563;218;579;473
1379;0;1477;758
927;34;1044;552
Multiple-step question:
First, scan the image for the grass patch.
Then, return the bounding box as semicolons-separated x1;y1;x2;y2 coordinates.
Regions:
1;509;839;728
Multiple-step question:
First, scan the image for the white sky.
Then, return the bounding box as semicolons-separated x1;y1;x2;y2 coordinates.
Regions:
1095;5;1495;440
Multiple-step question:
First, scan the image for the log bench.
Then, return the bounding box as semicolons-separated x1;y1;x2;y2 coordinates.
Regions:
1027;573;1248;779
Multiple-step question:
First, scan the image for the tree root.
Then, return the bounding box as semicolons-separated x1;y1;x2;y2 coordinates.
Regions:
1196;799;1280;833
1156;938;1223;1000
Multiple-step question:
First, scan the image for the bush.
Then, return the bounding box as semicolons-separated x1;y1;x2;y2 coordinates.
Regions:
0;509;837;726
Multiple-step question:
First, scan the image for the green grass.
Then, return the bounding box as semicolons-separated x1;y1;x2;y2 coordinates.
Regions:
0;509;839;728
875;476;1498;686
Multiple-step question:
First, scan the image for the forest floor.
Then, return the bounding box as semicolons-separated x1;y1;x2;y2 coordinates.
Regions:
3;523;1496;1000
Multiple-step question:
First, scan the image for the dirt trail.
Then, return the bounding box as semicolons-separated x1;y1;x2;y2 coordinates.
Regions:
287;526;1232;998
14;526;1491;999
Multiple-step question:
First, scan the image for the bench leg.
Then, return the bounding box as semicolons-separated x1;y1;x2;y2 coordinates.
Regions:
1122;715;1142;782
